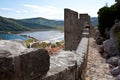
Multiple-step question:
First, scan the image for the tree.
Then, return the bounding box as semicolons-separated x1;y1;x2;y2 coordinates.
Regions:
115;0;120;3
97;6;116;38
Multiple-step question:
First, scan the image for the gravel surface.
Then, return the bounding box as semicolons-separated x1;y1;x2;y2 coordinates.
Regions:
85;38;115;80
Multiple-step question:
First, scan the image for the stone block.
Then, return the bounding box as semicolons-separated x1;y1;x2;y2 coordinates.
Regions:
0;40;50;80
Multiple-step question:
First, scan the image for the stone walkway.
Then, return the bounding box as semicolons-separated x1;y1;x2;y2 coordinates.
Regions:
85;37;115;80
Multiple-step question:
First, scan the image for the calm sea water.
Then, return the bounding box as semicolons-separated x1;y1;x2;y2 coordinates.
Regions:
0;30;64;41
20;30;64;41
0;33;27;40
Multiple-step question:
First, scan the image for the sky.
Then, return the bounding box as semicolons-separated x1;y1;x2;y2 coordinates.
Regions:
0;0;115;20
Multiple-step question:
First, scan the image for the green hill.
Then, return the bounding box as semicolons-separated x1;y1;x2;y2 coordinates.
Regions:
20;17;64;28
0;16;64;32
14;19;53;29
0;16;30;31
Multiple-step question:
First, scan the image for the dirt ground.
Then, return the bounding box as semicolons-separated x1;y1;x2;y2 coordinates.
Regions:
85;37;115;80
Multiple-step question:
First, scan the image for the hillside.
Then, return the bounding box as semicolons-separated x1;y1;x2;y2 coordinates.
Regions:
20;17;64;28
0;16;30;31
90;17;98;27
0;16;64;32
14;19;53;29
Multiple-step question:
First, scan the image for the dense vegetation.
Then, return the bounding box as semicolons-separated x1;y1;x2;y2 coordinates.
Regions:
20;17;64;28
0;16;30;31
97;1;120;38
0;16;64;32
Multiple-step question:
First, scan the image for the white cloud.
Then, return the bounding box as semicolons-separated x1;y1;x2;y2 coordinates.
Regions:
0;8;14;11
0;5;64;19
23;4;63;19
0;7;30;16
15;10;28;14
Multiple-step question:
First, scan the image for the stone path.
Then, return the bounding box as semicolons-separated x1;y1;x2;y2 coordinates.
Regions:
85;37;115;80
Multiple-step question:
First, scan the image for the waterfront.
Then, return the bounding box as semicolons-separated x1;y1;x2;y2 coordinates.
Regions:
0;30;64;42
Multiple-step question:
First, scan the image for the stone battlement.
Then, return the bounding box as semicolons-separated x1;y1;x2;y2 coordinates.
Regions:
64;8;91;51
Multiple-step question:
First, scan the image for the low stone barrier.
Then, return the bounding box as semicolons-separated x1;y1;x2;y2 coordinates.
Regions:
0;40;50;80
0;31;89;80
41;29;89;80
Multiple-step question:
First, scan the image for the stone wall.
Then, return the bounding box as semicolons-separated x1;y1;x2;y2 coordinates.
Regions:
64;9;80;50
41;8;91;80
79;14;90;27
41;28;89;80
64;8;91;51
0;40;50;80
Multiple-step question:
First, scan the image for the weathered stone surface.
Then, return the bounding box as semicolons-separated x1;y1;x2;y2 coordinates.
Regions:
0;40;27;56
41;34;89;80
41;51;78;80
96;37;104;45
0;56;14;80
99;22;120;80
110;66;120;76
19;49;50;80
103;39;119;57
107;56;120;66
0;40;50;80
98;45;104;53
103;22;120;56
79;14;91;28
64;9;80;50
64;9;90;51
116;75;120;80
101;52;110;59
118;59;120;66
95;30;104;45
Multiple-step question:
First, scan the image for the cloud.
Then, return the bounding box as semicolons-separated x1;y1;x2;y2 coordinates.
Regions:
0;4;64;19
15;10;28;14
23;4;63;19
0;7;29;14
0;8;14;11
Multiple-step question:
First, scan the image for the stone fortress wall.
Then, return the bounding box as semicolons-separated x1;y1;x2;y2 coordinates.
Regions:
64;9;91;51
0;8;92;80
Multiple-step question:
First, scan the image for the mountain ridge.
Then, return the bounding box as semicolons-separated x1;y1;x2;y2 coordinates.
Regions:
0;16;98;32
0;16;64;32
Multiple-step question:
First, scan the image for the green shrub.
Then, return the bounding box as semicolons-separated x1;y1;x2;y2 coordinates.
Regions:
56;42;62;46
25;39;34;48
40;42;50;48
97;1;120;39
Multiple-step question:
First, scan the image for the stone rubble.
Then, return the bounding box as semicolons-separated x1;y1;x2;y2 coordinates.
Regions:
98;22;120;79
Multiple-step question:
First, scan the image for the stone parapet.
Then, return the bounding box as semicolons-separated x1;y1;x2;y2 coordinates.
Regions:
0;40;50;80
41;29;89;80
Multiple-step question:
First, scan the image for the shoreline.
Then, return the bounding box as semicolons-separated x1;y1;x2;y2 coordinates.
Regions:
0;30;64;42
